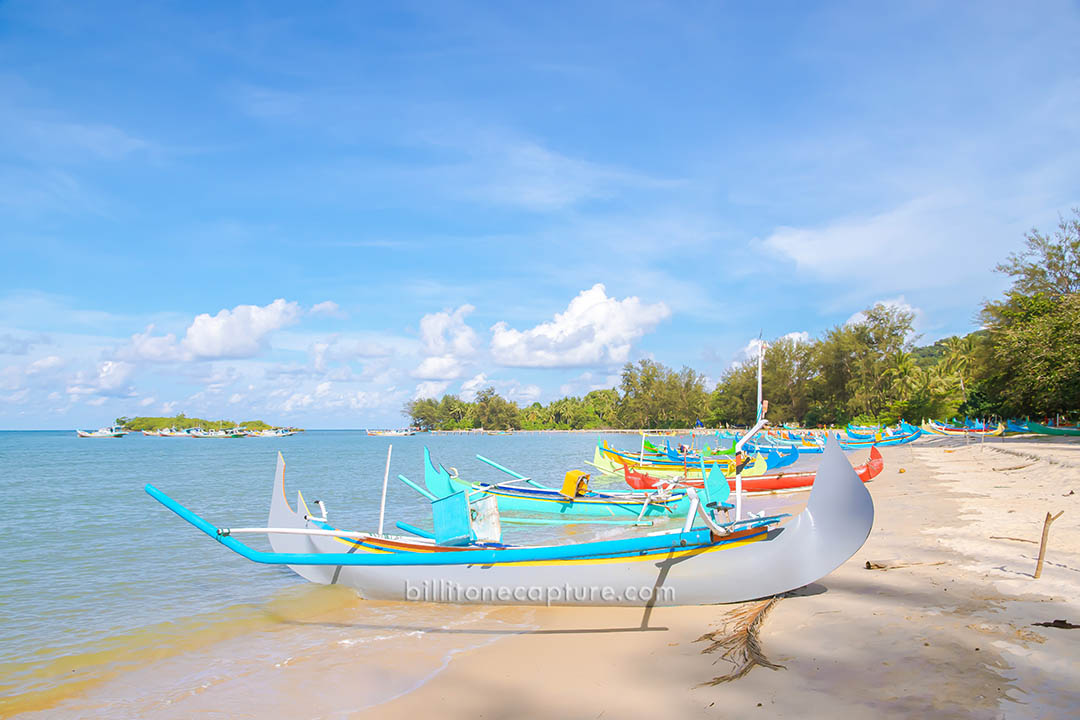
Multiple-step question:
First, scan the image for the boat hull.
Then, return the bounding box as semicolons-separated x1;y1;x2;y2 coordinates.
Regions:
240;438;874;605
623;446;884;493
1027;422;1080;437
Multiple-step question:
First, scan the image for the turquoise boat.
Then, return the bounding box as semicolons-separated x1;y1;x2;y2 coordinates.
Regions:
422;448;693;518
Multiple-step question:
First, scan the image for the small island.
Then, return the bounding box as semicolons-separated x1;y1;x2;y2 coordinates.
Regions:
117;414;301;433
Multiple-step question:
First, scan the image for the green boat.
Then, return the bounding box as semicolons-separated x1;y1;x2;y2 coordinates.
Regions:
1026;421;1080;437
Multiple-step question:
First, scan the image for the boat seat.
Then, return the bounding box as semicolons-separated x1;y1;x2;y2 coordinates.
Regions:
560;470;590;499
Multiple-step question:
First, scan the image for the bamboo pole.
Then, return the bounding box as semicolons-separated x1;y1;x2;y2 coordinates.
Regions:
1033;510;1064;579
377;444;393;535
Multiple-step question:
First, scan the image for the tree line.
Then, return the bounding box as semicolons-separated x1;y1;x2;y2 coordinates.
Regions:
404;210;1080;430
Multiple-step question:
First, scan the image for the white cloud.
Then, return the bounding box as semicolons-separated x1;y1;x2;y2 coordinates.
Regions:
757;196;1005;299
490;284;670;367
459;373;488;401
309;336;393;372
429;131;677;212
182;299;301;359
67;360;136;400
125;325;183;362
140;396;156;407
413;380;451;400
418;304;477;357
846;296;922;333
558;371;621;398
1;388;29;404
309;300;345;318
412;304;478;380
506;383;542;404
349;389;401;410
740;338;765;362
782;331;811;344
120;299;304;363
26;355;64;374
736;331;810;365
281;392;314;412
412;355;467;380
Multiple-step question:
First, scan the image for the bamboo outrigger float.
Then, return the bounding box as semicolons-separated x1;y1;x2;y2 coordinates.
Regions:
144;436;874;606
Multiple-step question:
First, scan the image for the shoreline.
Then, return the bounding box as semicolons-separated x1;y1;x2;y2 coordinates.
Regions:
7;438;1078;718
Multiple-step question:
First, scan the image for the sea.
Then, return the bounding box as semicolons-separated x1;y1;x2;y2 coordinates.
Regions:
0;430;806;718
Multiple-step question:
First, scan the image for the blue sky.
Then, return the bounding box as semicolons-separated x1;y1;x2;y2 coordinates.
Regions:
1;1;1078;429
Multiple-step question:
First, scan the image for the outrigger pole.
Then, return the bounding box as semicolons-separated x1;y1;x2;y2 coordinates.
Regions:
377;444;393;535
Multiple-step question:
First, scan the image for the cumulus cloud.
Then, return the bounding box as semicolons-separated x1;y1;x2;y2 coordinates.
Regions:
121;299;303;363
490;284;670;368
67;360;136;399
183;298;301;359
411;304;478;380
125;325;183;362
419;305;477;356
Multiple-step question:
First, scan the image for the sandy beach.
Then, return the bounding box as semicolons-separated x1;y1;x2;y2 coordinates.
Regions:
364;438;1080;719
8;436;1079;719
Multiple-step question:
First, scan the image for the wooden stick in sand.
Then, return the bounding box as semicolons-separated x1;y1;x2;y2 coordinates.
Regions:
1034;510;1065;579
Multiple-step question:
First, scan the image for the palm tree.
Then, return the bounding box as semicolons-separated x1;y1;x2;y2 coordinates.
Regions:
943;336;976;403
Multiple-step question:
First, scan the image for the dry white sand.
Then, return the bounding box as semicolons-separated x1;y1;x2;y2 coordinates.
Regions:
367;438;1080;719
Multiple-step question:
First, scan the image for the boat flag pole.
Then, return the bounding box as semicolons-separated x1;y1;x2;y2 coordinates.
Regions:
736;337;769;521
756;333;765;424
377;444;393;535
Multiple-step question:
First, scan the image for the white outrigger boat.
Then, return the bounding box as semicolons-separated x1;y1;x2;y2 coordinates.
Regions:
146;437;874;606
76;426;128;438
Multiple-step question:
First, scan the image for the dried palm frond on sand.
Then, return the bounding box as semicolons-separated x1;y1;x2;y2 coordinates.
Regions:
695;597;784;685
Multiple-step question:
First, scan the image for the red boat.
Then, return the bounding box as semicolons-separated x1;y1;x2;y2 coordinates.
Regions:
622;446;883;495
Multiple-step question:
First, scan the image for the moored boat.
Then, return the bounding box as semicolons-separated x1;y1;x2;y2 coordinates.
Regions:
1026;421;1080;437
421;449;692;518
75;426;127;438
623;446;884;494
144;436;875;606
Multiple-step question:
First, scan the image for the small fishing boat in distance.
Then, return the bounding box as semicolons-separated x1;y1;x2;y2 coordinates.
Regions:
75;426;128;438
366;429;416;436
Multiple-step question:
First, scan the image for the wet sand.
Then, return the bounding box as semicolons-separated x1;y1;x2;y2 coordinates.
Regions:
366;438;1080;719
